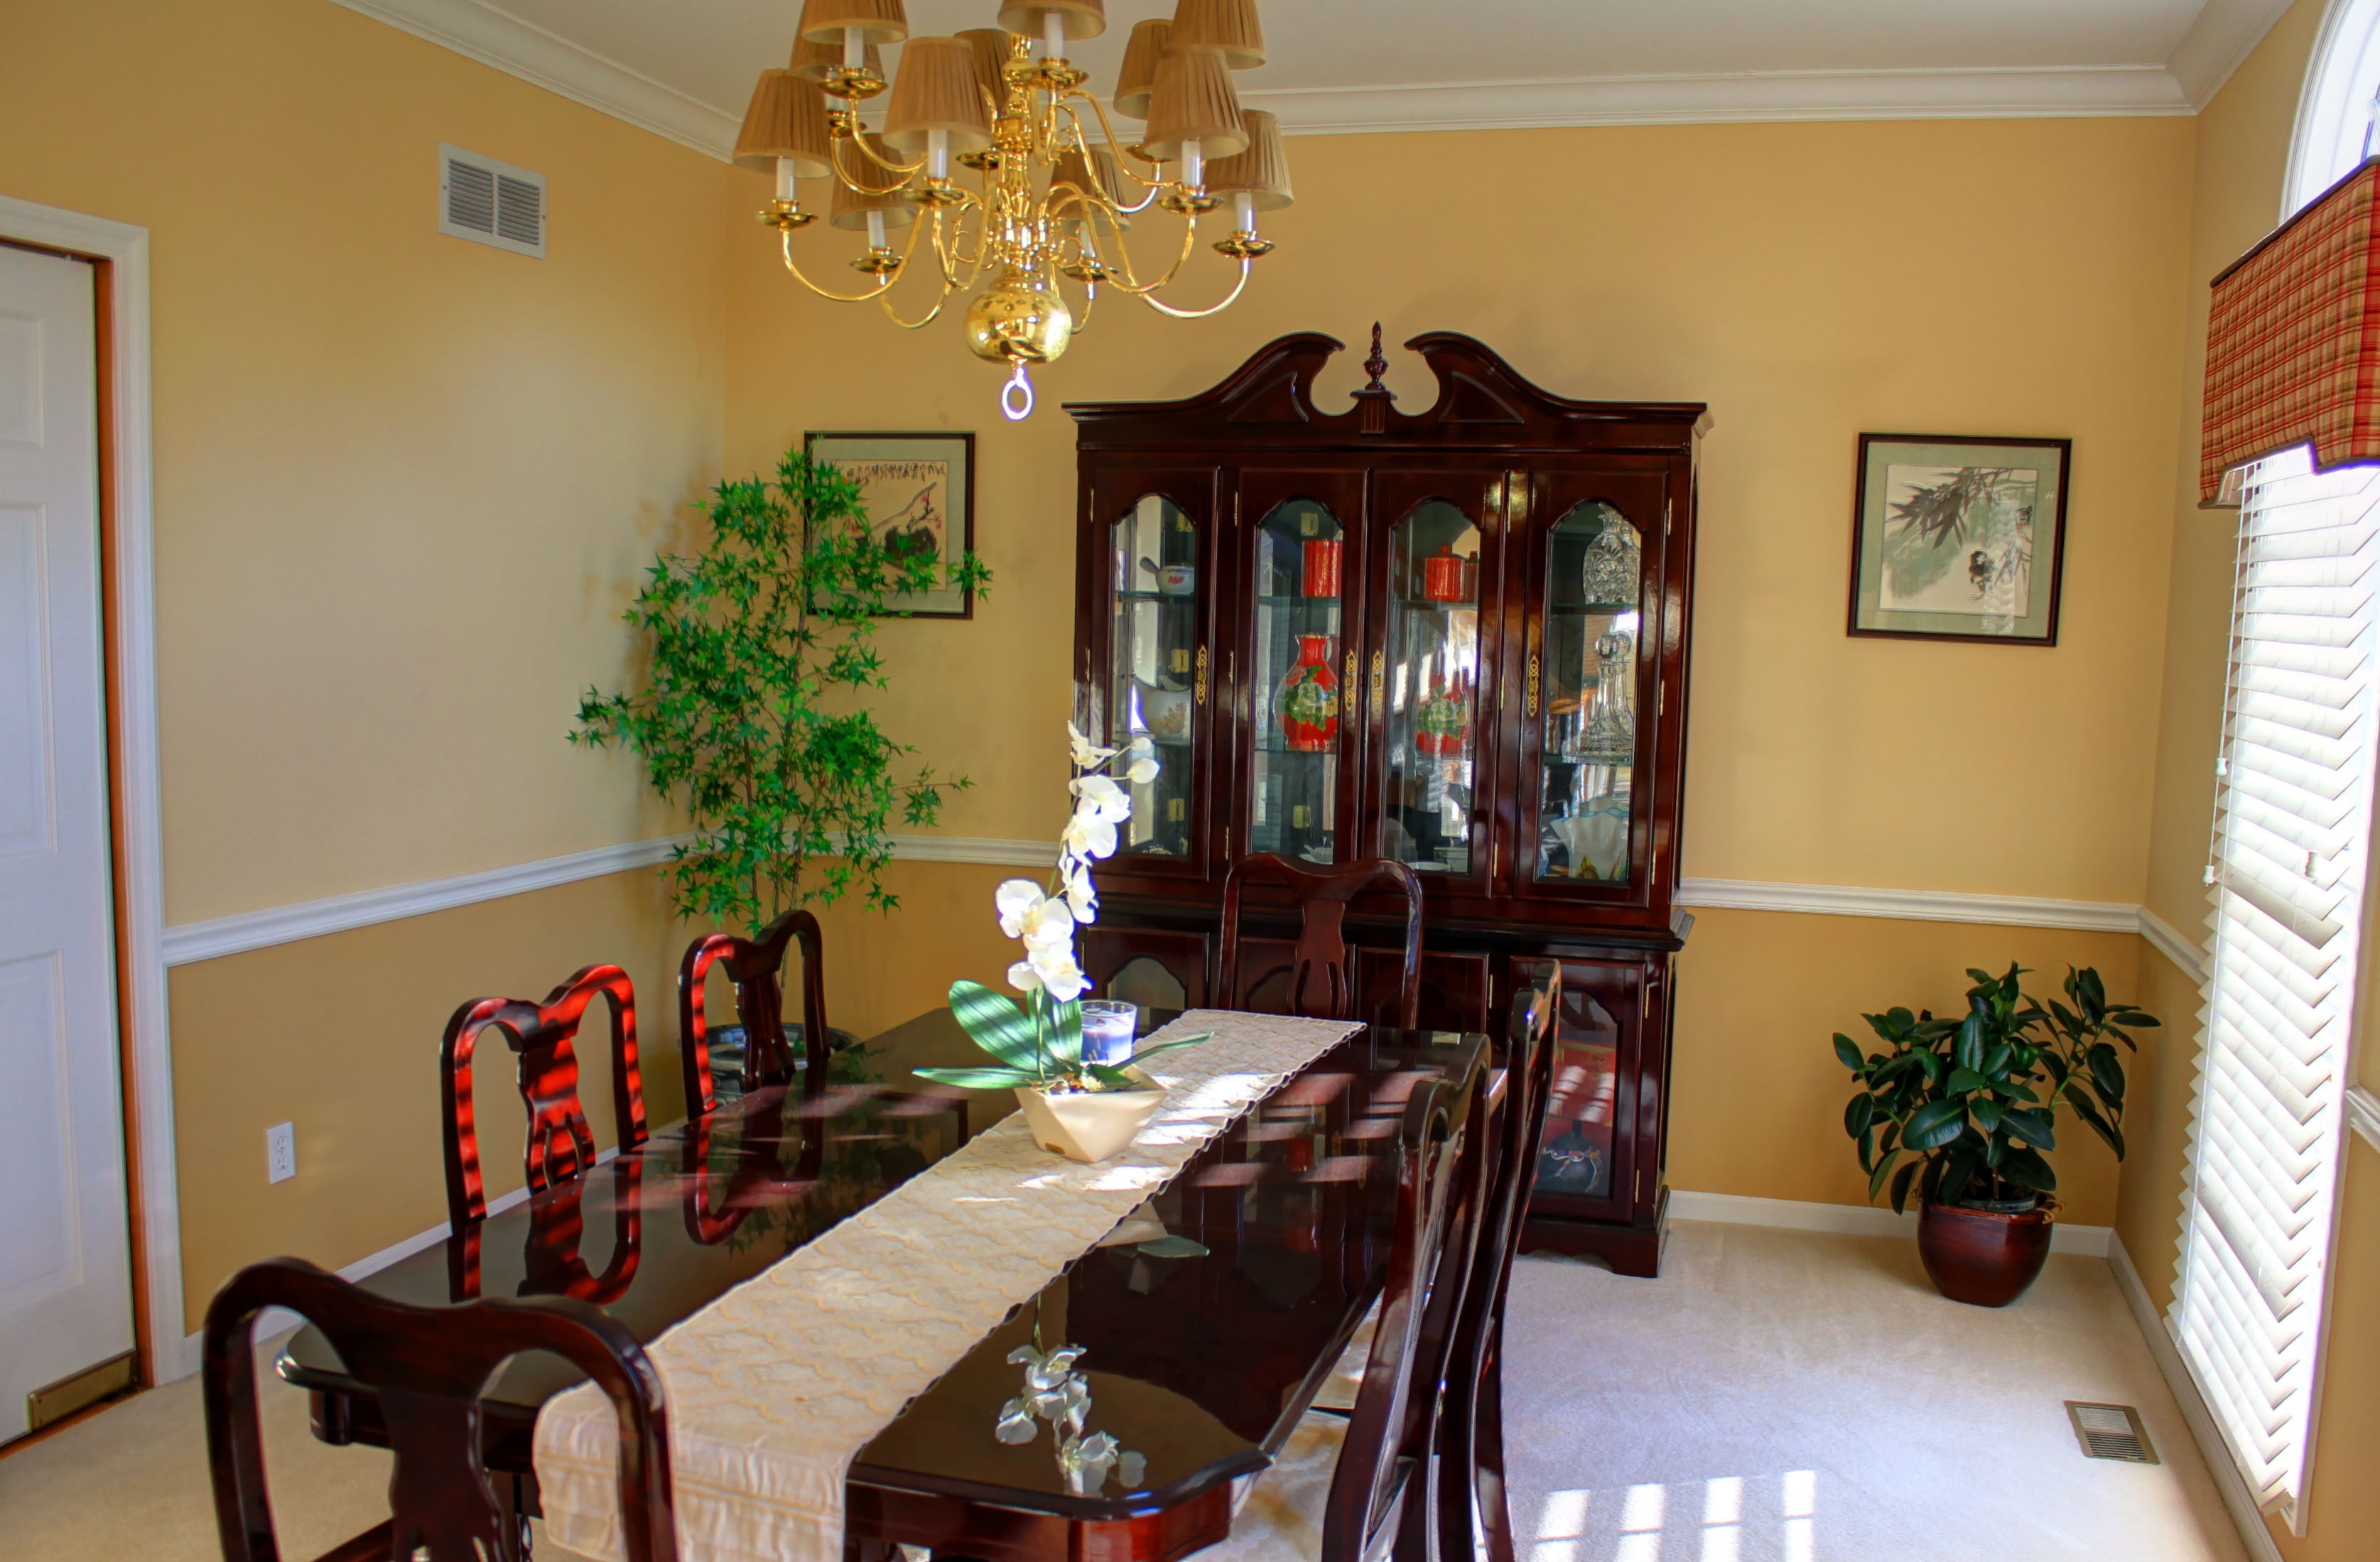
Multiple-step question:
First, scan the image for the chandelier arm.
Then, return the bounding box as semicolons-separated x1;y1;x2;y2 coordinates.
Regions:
878;280;957;330
831;135;925;197
1134;256;1254;320
1057;96;1166;208
1092;210;1203;298
778;232;902;303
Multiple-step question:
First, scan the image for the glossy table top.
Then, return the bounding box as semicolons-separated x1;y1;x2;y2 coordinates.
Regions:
282;1007;1486;1532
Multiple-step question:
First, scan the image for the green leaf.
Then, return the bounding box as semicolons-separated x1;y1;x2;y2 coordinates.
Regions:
1947;1067;1991;1096
912;1064;1041;1090
1981;1042;2014;1078
1999;1106;2057;1150
1834;1033;1867;1072
1126;1031;1213;1063
1957;1012;1986;1072
1844;1092;1876;1137
1903;1100;1967;1151
1971;1098;2004;1134
1868;1149;1903;1204
2065;1085;2126;1159
1136;1235;1208;1259
1940;1143;1984;1206
950;980;1039;1070
1999;1144;2057;1193
1048;998;1084;1070
1913;1051;1944;1084
1890;1160;1920;1215
2089;1043;2126;1103
1081;1062;1142;1089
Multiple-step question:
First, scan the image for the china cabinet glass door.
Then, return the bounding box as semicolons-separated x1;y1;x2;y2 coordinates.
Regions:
1097;472;1217;874
1519;472;1667;899
1527;958;1642;1222
1241;471;1365;868
1367;472;1503;889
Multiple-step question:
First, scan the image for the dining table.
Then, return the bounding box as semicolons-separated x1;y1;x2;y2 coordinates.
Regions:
278;1004;1490;1562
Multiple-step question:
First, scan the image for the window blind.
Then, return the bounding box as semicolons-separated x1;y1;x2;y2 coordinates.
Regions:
2178;444;2375;1529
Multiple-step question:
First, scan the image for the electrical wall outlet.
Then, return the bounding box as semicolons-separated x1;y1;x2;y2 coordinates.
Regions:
266;1122;296;1184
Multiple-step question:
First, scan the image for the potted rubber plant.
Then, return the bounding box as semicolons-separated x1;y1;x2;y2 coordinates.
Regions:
914;723;1211;1163
1834;964;2158;1306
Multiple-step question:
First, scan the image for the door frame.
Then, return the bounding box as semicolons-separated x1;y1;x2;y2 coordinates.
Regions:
0;194;181;1383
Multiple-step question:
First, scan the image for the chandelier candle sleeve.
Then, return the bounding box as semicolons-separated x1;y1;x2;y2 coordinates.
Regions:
791;31;881;85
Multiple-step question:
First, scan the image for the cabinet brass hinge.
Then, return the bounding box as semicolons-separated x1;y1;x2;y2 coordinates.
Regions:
1370;649;1386;720
1526;651;1540;718
1343;649;1357;718
1195;645;1209;706
1665;500;1672;537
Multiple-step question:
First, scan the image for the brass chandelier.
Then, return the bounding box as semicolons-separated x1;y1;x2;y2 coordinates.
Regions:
734;0;1289;419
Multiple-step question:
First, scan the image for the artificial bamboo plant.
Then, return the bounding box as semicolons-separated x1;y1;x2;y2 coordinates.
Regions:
571;445;987;931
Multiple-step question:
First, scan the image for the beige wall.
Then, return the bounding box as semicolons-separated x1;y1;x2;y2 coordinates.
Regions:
727;116;2198;903
0;0;729;926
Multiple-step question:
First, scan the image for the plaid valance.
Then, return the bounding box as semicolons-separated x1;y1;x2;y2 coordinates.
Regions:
2202;159;2380;506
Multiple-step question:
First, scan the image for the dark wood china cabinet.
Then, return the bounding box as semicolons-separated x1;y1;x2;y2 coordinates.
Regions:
1066;329;1708;1276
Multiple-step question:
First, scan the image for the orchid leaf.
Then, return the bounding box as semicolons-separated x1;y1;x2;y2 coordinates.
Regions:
951;980;1038;1070
914;1065;1042;1090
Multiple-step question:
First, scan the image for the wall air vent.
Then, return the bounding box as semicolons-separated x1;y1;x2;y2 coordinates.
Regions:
438;143;544;259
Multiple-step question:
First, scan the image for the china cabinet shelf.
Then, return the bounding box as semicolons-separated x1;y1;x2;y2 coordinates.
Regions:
1069;330;1706;1277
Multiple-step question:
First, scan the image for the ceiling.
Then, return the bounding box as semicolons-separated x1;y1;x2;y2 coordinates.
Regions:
331;0;2299;158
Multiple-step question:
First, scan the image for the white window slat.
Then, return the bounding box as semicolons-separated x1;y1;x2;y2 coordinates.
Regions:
2180;442;2365;1526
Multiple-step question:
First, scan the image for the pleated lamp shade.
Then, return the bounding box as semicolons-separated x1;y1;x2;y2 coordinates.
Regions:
1113;19;1170;119
1142;46;1248;162
830;136;919;230
885;38;993;155
1051;143;1131;227
733;70;837;180
1169;0;1262;70
995;0;1106;43
798;0;909;45
958;28;1016;114
1205;109;1289;210
791;31;882;82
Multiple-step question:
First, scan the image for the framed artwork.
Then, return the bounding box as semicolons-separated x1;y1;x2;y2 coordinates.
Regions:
804;430;977;619
1847;433;2070;645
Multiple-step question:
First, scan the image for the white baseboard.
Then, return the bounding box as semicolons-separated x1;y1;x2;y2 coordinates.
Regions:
2107;1232;2286;1562
162;1159;590;1382
1668;1188;2111;1256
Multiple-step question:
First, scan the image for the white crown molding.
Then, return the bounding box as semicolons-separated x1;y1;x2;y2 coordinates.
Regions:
1248;66;2192;137
2108;1232;2290;1562
1676;876;2142;933
325;0;740;159
1668;1188;2109;1256
2168;0;2301;110
2139;905;2212;987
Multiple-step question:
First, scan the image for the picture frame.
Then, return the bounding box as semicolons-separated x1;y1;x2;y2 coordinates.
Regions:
804;430;978;619
1846;433;2070;646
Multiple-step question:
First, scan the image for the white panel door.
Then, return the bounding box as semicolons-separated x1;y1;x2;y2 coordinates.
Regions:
0;243;132;1442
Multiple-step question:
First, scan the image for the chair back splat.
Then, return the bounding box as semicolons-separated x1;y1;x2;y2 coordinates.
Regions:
678;908;830;1117
1439;960;1562;1562
441;964;646;1234
1326;1070;1470;1561
1218;854;1427;1030
202;1256;677;1562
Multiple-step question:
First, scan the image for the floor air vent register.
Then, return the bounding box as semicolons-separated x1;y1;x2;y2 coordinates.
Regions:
2065;1401;2159;1463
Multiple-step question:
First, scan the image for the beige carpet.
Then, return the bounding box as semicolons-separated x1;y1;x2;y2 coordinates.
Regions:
3;1223;2246;1561
1503;1222;2248;1562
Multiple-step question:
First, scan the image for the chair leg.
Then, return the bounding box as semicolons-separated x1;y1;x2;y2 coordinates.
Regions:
1437;1354;1481;1562
1472;1323;1515;1562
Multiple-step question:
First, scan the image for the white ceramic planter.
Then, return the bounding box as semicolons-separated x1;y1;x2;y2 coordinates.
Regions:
1015;1068;1165;1164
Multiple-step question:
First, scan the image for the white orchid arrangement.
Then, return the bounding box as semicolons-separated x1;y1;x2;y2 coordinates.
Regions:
993;1343;1145;1497
915;723;1210;1095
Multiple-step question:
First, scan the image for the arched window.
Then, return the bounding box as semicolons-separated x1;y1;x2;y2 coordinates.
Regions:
2288;0;2380;212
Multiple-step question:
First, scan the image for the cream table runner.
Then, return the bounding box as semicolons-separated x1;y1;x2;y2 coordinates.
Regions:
534;1009;1365;1562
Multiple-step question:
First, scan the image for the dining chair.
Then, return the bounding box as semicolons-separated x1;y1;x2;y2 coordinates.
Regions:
441;964;648;1236
1439;960;1562;1562
1191;1070;1469;1562
1218;854;1427;1031
202;1255;678;1562
678;908;830;1117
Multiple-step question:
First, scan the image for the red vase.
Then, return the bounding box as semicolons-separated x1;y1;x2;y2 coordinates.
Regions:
1276;634;1341;752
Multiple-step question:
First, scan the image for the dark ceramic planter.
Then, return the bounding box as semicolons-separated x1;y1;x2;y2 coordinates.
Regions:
1917;1198;2053;1306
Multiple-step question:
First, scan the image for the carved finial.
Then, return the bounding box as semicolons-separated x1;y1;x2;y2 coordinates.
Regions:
1363;322;1389;393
